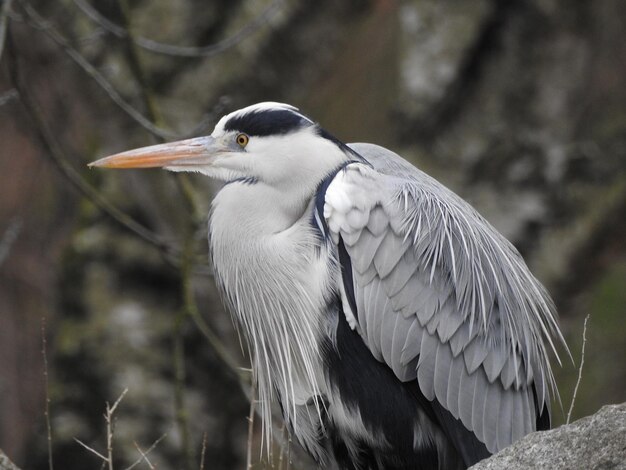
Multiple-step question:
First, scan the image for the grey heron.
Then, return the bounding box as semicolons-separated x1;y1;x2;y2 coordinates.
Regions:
90;102;565;470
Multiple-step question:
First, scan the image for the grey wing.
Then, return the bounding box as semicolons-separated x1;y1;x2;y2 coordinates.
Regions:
323;143;564;454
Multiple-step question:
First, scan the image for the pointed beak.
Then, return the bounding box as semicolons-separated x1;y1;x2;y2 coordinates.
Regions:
89;136;224;169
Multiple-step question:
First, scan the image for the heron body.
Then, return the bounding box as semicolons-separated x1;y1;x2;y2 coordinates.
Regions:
91;103;564;470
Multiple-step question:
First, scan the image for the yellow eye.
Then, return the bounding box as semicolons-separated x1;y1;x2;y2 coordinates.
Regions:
236;133;249;148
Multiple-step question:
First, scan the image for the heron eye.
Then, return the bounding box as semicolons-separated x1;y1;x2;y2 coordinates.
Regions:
236;133;249;148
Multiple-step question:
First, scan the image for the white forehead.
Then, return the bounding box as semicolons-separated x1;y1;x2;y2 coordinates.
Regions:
212;102;312;135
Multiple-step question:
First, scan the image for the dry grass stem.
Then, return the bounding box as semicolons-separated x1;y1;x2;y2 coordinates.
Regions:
74;389;130;468
567;314;591;424
106;388;129;470
73;438;108;462
41;318;54;470
198;433;207;470
131;442;154;470
123;434;166;470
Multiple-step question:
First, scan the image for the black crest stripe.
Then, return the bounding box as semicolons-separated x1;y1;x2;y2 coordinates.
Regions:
224;109;310;137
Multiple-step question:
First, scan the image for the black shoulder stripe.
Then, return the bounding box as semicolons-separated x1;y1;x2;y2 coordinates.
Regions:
337;238;358;324
311;161;353;237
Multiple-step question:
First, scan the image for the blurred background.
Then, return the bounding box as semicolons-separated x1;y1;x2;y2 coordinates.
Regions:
0;0;625;468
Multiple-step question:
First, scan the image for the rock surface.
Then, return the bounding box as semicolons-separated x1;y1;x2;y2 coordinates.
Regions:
471;403;626;470
0;450;20;470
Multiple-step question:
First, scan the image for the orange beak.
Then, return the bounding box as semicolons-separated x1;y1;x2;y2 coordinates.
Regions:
89;136;222;169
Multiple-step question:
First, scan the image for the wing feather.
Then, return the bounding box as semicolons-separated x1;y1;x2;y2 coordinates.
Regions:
471;372;488;442
458;371;477;429
382;249;418;297
373;230;409;278
350;228;385;273
445;349;465;419
390;312;416;380
497;389;513;450
434;343;454;411
482;381;501;452
400;320;423;366
510;391;525;444
436;299;465;343
483;346;509;383
417;332;438;401
463;338;489;374
367;206;388;236
365;278;385;361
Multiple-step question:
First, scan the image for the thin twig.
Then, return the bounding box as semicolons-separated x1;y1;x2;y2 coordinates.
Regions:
132;442;155;470
74;438;108;462
74;388;130;470
124;434;166;470
246;383;255;470
41;317;54;470
106;388;129;470
567;314;590;424
72;0;283;58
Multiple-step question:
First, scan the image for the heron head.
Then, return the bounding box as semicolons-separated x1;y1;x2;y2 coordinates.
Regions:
89;102;352;188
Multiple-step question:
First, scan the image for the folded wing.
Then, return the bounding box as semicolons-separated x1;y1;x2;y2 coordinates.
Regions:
321;143;564;455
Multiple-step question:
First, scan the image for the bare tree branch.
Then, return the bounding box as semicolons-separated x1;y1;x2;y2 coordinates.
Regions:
17;0;177;139
72;0;284;58
17;0;226;140
6;34;182;263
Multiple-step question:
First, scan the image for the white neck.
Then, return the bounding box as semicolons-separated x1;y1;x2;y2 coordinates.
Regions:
209;180;337;446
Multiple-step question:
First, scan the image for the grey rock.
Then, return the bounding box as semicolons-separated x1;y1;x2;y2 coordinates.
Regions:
0;449;20;470
471;403;626;470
